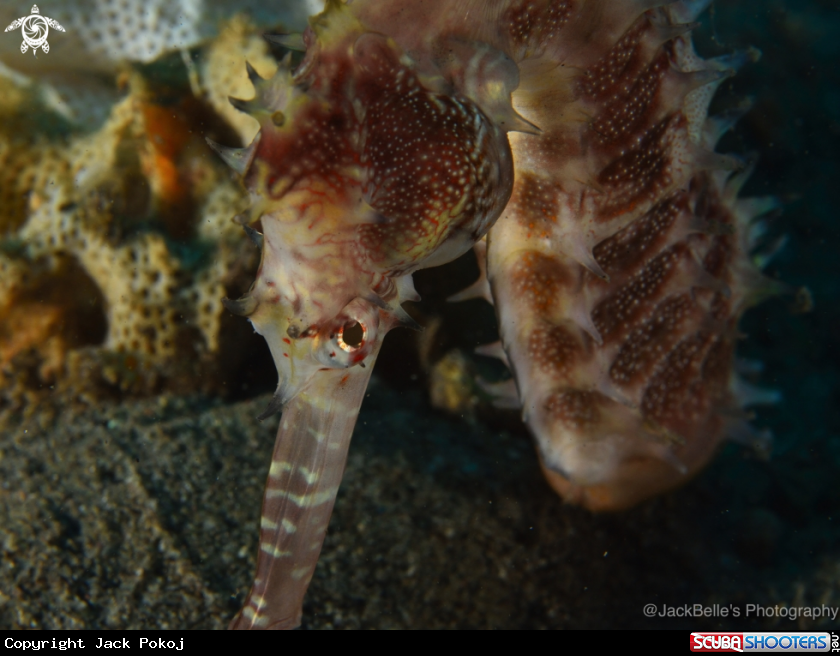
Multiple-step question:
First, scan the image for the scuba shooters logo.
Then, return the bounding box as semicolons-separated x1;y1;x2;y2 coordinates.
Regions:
4;5;65;55
690;633;837;652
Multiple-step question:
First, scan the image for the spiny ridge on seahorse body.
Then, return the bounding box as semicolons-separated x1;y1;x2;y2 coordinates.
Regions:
470;0;782;510
209;0;521;629
209;0;783;629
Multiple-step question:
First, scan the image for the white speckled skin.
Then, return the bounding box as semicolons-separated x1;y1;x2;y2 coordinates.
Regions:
483;1;776;510
214;0;779;628
351;0;777;510
217;1;517;629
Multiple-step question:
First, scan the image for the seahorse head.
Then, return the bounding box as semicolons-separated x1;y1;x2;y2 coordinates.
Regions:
210;0;516;415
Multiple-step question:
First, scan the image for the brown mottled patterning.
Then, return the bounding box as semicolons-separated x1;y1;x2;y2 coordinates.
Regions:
212;0;781;629
212;0;520;630
481;1;779;510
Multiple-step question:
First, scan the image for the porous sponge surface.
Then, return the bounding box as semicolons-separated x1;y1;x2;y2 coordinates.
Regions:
0;17;269;395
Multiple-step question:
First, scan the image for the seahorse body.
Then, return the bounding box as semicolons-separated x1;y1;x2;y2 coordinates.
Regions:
211;0;519;629
480;0;781;511
214;0;780;628
353;0;779;510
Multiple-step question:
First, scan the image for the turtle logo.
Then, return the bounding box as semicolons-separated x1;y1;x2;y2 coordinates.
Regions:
4;5;65;56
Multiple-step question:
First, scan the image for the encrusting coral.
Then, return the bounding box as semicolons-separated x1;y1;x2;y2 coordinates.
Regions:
0;0;319;73
0;14;305;403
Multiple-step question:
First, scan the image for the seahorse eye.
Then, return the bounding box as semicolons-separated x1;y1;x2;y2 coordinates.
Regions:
310;298;381;369
338;321;365;351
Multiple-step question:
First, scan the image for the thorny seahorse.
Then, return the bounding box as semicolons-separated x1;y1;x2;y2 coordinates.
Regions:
209;0;785;629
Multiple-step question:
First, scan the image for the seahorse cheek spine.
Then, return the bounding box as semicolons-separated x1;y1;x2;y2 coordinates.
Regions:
211;1;520;628
484;1;779;511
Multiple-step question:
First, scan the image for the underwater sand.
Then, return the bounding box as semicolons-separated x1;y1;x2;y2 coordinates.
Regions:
0;374;837;630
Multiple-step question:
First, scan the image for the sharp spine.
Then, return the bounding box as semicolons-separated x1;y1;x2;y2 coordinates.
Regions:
694;149;744;173
501;109;541;135
206;138;254;175
257;390;285;421
683;67;732;94
243;224;264;249
703;98;754;147
474;341;510;367
245;60;264;86
394;307;422;331
711;47;762;72
448;240;493;304
752;234;788;269
265;33;306;52
477;377;521;409
731;374;782;407
228;96;252;114
736;196;783;223
222;295;258;317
